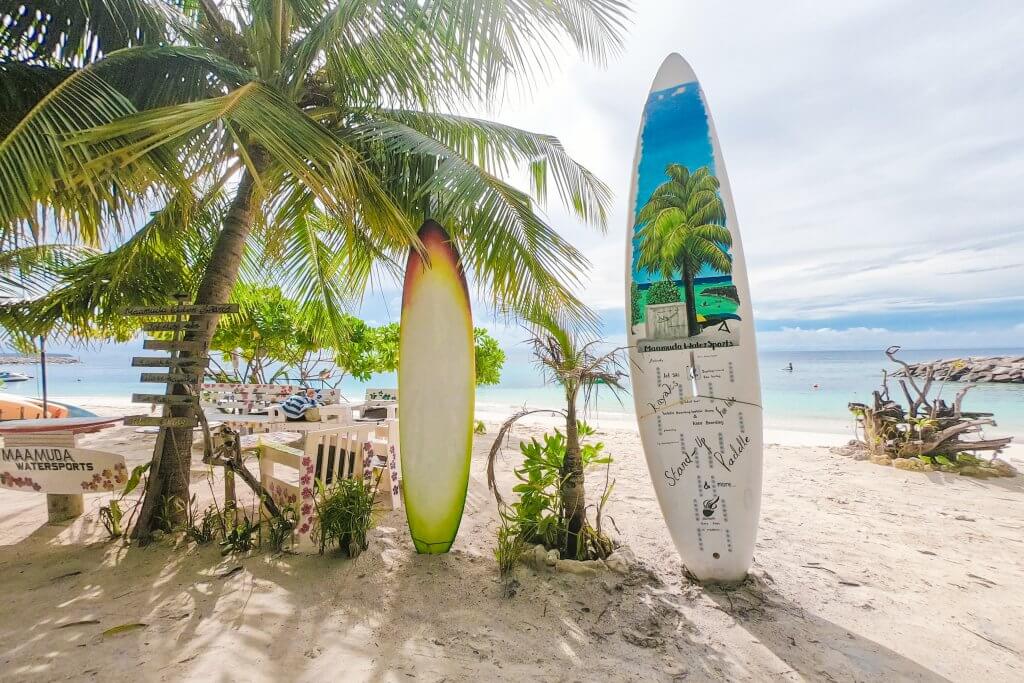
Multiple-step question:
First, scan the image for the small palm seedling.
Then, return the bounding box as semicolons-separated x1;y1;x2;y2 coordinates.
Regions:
488;312;626;564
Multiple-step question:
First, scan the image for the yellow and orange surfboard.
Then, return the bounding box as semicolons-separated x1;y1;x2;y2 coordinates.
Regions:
399;221;475;554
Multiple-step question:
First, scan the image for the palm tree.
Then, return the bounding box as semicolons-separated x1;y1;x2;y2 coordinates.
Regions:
0;0;630;538
487;311;625;558
635;164;731;336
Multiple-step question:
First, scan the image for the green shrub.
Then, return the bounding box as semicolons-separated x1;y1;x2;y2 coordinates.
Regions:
313;478;376;557
646;279;680;306
498;421;614;563
186;496;219;545
495;507;526;577
220;515;257;555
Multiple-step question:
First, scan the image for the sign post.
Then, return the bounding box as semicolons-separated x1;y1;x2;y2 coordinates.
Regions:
122;295;238;541
0;421;124;523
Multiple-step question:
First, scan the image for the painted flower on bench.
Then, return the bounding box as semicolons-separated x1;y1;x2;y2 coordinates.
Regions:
300;473;312;486
1;472;42;491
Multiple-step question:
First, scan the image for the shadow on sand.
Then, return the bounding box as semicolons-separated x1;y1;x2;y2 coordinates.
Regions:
702;573;951;682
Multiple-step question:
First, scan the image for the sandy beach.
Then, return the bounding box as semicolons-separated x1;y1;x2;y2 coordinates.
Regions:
0;397;1021;682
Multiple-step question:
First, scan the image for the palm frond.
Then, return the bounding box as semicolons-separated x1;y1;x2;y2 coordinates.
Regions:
0;64;182;247
421;0;630;98
368;110;611;229
6;190;224;340
0;0;189;65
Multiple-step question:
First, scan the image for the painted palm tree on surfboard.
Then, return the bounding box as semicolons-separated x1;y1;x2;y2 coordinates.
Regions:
635;164;732;337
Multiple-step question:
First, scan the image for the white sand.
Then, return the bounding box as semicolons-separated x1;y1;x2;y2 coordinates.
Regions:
1;399;1022;681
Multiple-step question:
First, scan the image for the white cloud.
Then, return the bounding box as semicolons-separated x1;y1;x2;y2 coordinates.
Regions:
758;325;1024;351
474;0;1024;327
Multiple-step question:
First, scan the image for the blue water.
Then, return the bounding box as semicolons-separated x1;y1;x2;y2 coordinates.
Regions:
3;347;1022;439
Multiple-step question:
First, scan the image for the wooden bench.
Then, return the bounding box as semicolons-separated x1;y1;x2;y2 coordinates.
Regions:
259;423;401;552
358;387;398;421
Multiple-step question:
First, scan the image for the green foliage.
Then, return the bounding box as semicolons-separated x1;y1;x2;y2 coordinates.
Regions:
495;507;526;577
474;328;506;385
206;286;505;385
155;495;184;534
635;165;732;283
98;500;123;539
185;497;218;545
629;282;643;326
372;323;505;387
98;462;149;540
211;284;316;383
474;420;487;435
220;515;258;555
265;504;297;553
646;280;680;306
498;422;613;562
0;0;631;343
313;478;376;557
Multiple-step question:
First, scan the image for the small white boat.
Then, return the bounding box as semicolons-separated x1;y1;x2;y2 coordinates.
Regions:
0;371;30;382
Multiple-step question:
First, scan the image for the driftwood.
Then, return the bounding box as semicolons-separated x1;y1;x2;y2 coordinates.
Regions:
850;346;1013;460
195;402;290;525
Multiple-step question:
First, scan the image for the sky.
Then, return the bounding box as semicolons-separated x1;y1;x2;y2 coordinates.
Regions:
20;1;1024;357
400;0;1023;352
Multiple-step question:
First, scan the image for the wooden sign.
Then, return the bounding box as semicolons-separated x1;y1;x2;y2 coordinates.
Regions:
123;415;197;428
1;446;128;495
131;393;196;405
141;321;202;332
125;304;238;316
139;372;201;384
132;357;207;368
142;339;207;353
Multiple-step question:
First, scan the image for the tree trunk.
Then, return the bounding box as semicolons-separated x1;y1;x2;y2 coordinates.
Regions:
682;261;699;336
560;395;586;558
133;156;264;541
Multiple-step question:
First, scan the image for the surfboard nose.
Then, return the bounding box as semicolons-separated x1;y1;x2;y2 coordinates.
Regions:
651;52;698;90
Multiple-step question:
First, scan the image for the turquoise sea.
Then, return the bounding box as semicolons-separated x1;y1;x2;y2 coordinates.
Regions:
2;346;1022;440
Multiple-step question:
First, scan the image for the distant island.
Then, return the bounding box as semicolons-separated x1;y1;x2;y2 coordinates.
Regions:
0;353;79;366
896;355;1024;383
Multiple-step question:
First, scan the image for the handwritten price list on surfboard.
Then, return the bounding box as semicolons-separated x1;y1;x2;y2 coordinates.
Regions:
641;350;754;557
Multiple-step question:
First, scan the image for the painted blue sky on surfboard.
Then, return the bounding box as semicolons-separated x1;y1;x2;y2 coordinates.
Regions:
630;80;741;346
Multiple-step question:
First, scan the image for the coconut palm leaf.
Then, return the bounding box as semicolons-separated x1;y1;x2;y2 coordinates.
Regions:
5;190;224;340
0;63;184;247
349;116;597;328
0;0;186;65
366;110;611;228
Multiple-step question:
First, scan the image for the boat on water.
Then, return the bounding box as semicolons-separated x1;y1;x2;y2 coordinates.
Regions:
0;371;30;382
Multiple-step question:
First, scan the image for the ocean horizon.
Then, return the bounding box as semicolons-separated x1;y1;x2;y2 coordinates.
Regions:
3;344;1022;441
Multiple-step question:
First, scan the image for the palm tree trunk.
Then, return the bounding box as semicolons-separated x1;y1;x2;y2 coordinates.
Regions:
133;156;264;540
682;261;699;336
561;395;586;558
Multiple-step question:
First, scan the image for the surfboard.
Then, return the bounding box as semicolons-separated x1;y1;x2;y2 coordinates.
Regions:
399;220;475;554
625;53;763;583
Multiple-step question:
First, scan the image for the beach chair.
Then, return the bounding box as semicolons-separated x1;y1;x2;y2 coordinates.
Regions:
259;423;402;552
359;387;399;421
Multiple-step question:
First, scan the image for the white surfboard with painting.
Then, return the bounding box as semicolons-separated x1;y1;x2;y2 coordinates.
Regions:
625;53;763;582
